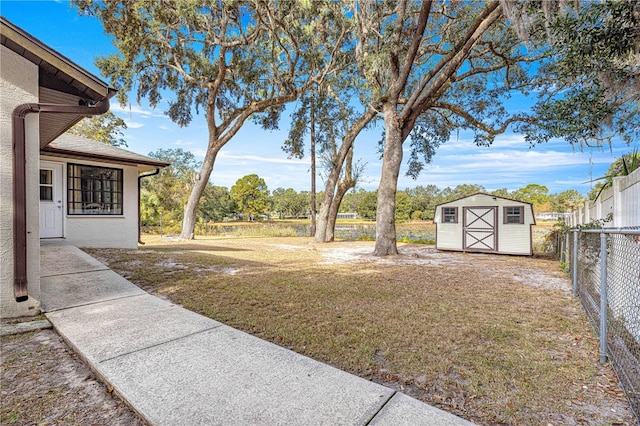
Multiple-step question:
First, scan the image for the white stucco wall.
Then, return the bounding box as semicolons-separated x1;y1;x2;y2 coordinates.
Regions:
1;46;41;317
434;193;535;255
40;155;140;249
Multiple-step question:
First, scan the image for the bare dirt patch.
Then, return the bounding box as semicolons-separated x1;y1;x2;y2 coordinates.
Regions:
1;323;146;426
84;236;636;425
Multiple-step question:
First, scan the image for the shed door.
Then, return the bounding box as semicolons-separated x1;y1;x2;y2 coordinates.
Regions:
463;207;496;252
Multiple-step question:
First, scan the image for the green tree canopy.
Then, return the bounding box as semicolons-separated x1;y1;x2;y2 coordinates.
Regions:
271;187;308;218
74;0;352;239
588;150;640;201
199;185;237;222
68;111;128;147
358;190;378;220
405;185;442;220
441;185;488;202
231;174;270;221
503;0;640;147
394;191;413;222
491;188;512;199
144;148;201;223
551;190;584;213
340;188;367;214
512;184;549;205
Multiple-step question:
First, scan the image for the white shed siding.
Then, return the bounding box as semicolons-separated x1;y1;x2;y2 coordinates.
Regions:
1;46;41;317
434;193;534;255
40;155;140;249
435;223;463;250
499;204;535;254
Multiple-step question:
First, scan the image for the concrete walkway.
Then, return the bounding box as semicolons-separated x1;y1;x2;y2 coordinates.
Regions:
40;240;474;426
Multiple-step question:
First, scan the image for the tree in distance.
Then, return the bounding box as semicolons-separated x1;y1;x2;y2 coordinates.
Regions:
231;174;270;221
68;111;128;147
144;148;201;224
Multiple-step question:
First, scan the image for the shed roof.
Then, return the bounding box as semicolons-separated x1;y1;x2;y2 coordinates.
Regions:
435;192;534;208
42;133;170;172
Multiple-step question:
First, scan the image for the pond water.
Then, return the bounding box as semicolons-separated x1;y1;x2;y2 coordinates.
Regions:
196;222;436;242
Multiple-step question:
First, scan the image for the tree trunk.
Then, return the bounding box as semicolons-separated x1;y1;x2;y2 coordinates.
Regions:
180;142;221;239
315;108;376;243
326;145;355;241
314;146;349;242
310;97;317;237
315;193;333;242
326;178;355;241
373;108;404;256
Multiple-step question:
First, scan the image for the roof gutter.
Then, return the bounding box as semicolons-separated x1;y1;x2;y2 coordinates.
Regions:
12;98;110;302
138;168;161;245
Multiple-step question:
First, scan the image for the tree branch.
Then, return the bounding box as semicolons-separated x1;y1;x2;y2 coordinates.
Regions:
434;101;536;135
389;0;433;102
403;1;502;117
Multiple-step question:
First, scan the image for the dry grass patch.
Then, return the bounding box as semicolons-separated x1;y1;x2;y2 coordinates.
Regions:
85;236;634;425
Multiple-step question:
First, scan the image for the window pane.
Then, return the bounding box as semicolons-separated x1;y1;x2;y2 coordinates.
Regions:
443;207;457;223
67;163;123;215
40;169;52;185
505;206;522;224
40;186;52;201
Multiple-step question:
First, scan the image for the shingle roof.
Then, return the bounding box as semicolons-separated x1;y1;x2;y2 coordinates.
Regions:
42;133;170;170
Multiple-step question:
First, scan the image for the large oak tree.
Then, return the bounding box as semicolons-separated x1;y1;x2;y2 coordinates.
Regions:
75;0;350;239
350;1;541;255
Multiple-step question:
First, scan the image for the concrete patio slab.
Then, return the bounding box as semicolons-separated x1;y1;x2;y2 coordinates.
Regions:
47;294;222;363
41;269;145;312
40;241;109;276
95;325;394;426
369;392;474;426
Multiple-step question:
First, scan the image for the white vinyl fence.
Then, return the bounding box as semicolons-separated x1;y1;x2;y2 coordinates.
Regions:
567;167;640;227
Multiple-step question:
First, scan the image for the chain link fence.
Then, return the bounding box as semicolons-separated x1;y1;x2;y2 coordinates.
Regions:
561;228;640;421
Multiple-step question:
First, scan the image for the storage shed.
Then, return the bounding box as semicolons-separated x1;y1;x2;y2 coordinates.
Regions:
433;193;536;256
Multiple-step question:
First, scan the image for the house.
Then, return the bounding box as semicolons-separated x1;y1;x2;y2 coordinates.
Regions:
1;17;167;318
40;133;169;248
433;193;536;256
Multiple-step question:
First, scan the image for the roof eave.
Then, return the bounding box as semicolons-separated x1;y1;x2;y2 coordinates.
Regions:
0;16;113;100
41;146;170;169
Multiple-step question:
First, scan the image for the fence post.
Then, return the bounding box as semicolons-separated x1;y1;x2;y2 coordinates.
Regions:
572;230;578;297
564;232;570;269
599;231;608;364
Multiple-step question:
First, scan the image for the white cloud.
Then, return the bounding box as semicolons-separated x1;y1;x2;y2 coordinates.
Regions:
218;151;308;165
125;120;144;129
110;103;165;118
191;148;208;158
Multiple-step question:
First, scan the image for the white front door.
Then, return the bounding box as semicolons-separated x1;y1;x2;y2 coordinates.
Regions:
39;161;64;238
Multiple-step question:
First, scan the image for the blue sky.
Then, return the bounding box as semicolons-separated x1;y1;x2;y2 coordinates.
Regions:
2;1;635;196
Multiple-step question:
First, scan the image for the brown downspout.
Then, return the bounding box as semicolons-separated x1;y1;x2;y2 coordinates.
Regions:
138;168;160;245
12;99;110;302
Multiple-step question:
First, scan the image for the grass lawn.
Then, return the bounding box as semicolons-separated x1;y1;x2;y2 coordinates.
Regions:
85;235;634;425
